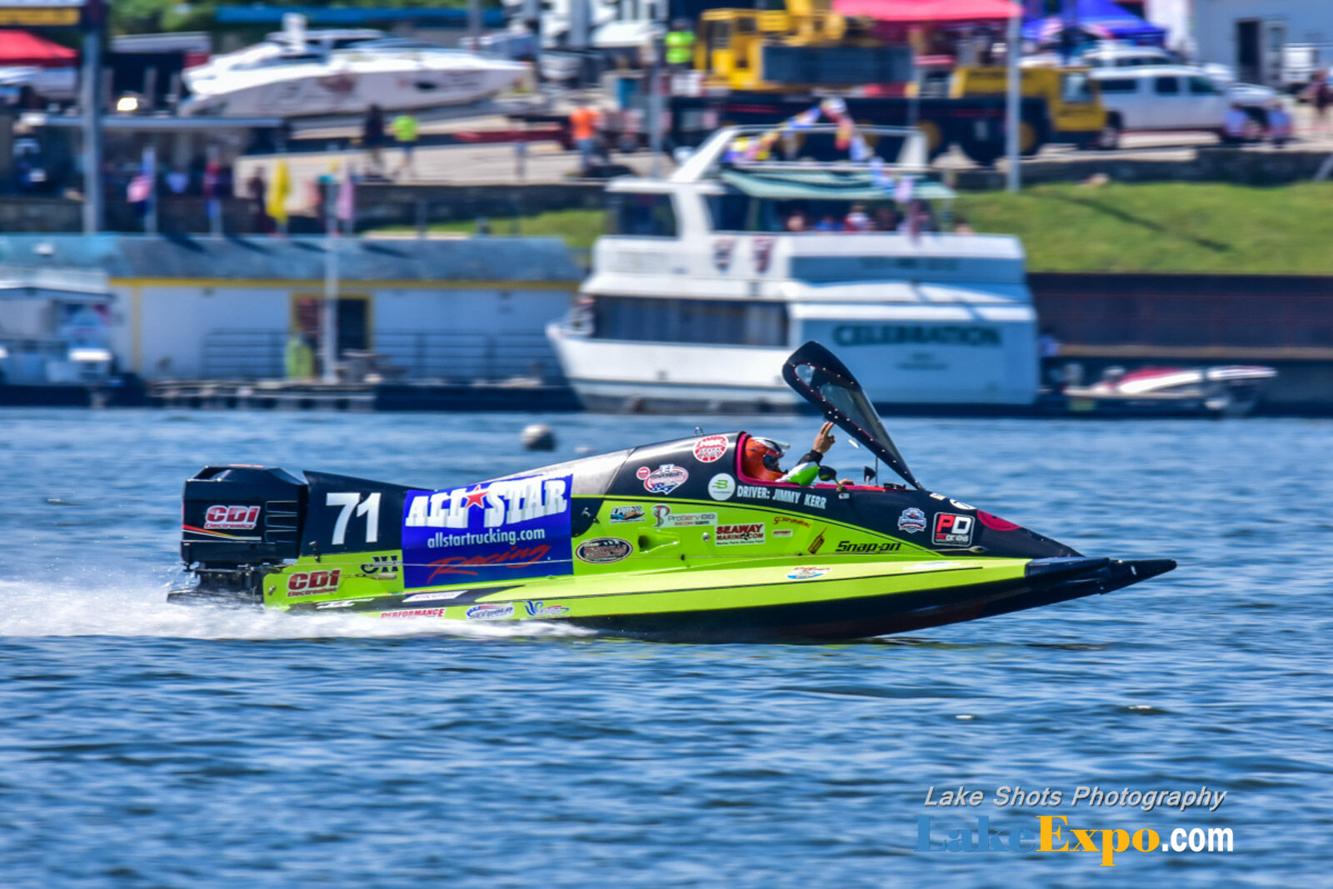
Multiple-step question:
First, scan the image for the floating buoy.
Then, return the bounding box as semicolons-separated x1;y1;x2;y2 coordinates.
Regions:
521;423;557;451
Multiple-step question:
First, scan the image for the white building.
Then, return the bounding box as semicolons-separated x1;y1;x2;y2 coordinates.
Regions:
0;235;581;382
1145;0;1332;86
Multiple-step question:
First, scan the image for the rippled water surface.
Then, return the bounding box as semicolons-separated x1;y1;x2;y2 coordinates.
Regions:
1;409;1329;887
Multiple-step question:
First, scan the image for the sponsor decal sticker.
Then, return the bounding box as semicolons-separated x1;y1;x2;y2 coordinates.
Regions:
523;600;570;618
949;498;976;512
204;504;260;530
712;237;735;271
978;511;1022;532
381;607;446;619
773;529;794;538
787;566;828;581
636;464;689;495
692;434;729;464
403;591;468;603
465;603;515;621
576;537;633;564
652;505;717;528
359;554;400;579
401;474;573;588
808;528;826;555
898;507;927;534
716;523;766;546
933;513;975;547
287;569;341;597
609;505;645;523
753;236;776;273
316;599;368;610
835;540;903;554
774;515;811;529
708;473;736;501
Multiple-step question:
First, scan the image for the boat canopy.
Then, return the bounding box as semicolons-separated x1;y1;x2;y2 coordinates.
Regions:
782;341;922;489
720;168;956;202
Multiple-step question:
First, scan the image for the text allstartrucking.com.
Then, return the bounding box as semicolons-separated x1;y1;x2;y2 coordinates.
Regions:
424;527;547;548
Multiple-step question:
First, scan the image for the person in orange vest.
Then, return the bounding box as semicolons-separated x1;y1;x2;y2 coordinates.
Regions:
569;100;601;175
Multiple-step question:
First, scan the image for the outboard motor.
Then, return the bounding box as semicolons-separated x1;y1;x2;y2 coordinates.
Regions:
175;466;307;604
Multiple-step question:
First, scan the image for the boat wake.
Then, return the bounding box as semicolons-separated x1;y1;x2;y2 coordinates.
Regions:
0;571;593;641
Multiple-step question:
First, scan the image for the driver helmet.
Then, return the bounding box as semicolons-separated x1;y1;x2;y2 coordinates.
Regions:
742;436;788;477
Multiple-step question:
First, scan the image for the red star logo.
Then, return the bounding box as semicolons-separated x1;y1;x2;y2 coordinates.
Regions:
463;486;488;509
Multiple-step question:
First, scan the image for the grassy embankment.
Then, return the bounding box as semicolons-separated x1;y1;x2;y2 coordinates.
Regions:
371;182;1333;275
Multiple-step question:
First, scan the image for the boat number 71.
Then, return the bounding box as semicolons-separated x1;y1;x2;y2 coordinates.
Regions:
327;492;381;546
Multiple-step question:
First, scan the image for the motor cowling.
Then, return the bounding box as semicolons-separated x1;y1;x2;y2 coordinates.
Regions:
181;466;307;568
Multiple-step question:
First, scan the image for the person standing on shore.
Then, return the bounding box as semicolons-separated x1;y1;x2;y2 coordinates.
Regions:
1303;70;1332;139
362;104;386;177
391;111;419;180
569;100;600;176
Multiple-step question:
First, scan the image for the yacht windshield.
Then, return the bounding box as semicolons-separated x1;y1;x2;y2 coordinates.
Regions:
782;341;921;489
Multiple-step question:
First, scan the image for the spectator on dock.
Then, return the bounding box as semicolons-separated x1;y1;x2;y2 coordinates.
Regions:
1267;101;1292;148
285;332;314;381
569;100;601;175
362;104;386;177
1303;70;1331;139
664;20;695;72
785;209;808;232
391;111;419;180
843;203;871;232
1223;103;1252;143
874;206;899;232
246;167;269;233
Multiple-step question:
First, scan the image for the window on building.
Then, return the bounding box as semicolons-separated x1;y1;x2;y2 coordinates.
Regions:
590;296;788;346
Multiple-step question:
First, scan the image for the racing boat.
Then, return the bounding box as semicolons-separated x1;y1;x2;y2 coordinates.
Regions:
168;342;1174;641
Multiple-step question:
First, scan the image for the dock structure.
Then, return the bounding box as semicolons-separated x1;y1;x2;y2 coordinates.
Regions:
0;234;582;394
147;378;580;412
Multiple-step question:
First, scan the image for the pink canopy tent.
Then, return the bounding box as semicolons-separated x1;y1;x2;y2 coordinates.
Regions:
0;30;77;67
833;0;1020;23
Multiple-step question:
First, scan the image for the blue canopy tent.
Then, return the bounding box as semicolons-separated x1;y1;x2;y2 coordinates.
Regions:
1022;0;1166;47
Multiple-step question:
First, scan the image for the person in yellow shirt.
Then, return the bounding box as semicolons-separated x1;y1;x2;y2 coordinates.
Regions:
391;112;419;179
664;20;695;71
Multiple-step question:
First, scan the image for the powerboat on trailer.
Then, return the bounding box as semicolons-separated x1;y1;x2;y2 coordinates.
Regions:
169;342;1175;641
181;20;527;118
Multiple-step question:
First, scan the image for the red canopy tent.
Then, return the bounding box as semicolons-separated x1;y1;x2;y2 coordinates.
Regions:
833;0;1019;23
0;30;78;67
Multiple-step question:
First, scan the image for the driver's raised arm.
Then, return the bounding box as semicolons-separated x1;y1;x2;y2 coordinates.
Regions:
778;422;835;486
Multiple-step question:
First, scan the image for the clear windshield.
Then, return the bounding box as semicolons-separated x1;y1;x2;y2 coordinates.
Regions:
783;342;921;489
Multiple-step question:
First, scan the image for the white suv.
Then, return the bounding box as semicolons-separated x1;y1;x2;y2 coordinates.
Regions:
1090;65;1253;137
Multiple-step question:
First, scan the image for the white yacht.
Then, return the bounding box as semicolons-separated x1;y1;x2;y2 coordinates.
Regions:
181;19;527;118
547;125;1039;413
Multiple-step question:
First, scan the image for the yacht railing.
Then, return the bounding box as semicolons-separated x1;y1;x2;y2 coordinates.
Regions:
672;125;931;184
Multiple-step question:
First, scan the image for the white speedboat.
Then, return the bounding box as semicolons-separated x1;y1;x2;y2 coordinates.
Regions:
547;124;1040;413
181;23;527;117
1056;366;1277;418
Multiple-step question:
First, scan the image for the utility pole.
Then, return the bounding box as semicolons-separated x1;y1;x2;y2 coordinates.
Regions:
1005;12;1021;194
81;0;105;233
647;20;665;178
321;178;340;384
468;0;482;51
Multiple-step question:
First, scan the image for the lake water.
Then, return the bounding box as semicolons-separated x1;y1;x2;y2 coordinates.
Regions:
1;409;1329;887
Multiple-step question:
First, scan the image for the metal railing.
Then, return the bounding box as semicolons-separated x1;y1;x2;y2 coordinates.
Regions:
374;330;562;383
197;329;562;383
201;330;285;379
